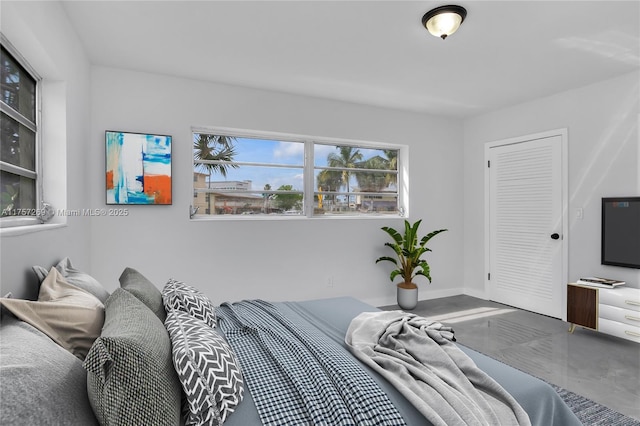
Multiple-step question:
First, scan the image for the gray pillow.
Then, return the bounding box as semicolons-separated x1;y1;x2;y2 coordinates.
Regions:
162;278;217;328
119;267;166;322
83;288;181;425
0;316;99;425
32;257;110;303
165;309;244;425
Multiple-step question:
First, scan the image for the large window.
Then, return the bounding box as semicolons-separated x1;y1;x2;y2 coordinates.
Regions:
0;41;40;227
192;128;403;218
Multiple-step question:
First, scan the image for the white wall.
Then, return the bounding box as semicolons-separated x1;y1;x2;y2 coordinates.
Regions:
463;71;640;294
11;1;633;308
88;67;464;306
0;1;92;299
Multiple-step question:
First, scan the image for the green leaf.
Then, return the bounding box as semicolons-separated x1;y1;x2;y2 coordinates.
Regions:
376;219;446;287
420;229;448;246
375;256;398;266
381;226;403;246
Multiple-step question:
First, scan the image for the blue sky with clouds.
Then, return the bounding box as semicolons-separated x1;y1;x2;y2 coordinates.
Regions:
195;136;392;192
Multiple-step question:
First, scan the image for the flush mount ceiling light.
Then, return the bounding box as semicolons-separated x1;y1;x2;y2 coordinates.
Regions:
422;5;467;40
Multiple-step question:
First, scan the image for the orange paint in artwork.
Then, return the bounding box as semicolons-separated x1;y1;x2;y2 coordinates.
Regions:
144;174;172;204
106;170;114;190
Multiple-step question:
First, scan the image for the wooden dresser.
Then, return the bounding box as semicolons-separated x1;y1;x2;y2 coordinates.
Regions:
567;283;640;343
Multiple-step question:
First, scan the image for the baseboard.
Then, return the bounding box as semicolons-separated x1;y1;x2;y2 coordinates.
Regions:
366;287;473;308
462;287;487;300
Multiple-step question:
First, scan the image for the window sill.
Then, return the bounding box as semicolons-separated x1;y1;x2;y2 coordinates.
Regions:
0;222;66;237
189;213;402;222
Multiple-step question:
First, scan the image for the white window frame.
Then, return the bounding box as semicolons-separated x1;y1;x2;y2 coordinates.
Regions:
0;34;42;229
191;126;408;220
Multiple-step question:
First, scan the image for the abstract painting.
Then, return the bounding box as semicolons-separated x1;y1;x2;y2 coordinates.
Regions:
106;131;172;205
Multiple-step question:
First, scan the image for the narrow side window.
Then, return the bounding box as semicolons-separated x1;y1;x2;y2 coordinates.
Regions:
0;40;40;227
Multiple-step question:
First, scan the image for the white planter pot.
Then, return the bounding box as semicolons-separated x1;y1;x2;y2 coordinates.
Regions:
397;286;418;310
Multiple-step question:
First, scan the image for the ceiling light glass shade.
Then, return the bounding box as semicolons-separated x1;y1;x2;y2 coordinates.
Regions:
422;5;467;40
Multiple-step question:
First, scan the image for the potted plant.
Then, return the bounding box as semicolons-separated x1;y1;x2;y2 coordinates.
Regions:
376;219;447;309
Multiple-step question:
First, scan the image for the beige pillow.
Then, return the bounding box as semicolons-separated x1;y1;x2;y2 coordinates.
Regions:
0;267;104;359
32;257;110;303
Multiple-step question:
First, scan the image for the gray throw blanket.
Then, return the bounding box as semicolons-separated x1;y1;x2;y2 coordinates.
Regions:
345;311;532;426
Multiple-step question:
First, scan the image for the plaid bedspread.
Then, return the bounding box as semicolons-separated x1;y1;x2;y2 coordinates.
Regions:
216;300;406;426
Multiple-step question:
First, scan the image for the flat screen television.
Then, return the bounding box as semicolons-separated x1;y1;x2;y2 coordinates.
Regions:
601;197;640;269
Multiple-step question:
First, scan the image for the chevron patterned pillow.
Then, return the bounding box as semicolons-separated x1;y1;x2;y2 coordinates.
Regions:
162;279;217;328
165;309;244;425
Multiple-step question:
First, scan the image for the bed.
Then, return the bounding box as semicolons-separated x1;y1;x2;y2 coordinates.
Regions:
0;261;582;426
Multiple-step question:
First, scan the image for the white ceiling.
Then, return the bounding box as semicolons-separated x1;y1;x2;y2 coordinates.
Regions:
61;1;640;118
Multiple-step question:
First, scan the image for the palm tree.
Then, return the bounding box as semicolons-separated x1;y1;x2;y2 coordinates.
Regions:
317;169;342;211
193;134;238;177
354;155;388;192
193;134;238;214
327;146;362;208
262;183;273;213
383;149;398;188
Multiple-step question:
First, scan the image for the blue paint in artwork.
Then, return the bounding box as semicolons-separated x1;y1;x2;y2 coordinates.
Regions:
143;135;172;177
146;135;171;151
117;171;127;204
142;152;171;165
144;136;171;165
127;191;152;204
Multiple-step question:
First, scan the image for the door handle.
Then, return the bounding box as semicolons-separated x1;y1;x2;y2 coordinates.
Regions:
550;233;560;240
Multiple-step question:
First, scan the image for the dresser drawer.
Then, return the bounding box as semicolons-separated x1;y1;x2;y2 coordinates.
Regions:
599;304;640;327
599;287;640;312
598;318;640;343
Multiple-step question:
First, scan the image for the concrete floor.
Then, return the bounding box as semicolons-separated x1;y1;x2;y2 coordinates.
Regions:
380;294;640;421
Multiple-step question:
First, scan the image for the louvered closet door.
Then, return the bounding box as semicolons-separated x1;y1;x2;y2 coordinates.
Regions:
489;135;563;318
